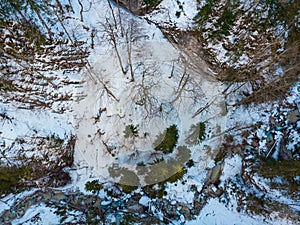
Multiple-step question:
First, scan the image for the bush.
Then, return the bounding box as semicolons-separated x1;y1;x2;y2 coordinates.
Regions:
143;184;166;199
0;166;32;194
143;162;186;198
164;164;186;183
143;0;162;7
124;124;139;138
154;125;179;154
194;0;216;26
85;180;102;194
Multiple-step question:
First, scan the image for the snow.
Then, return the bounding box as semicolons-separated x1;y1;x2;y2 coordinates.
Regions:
11;203;60;225
220;155;242;183
165;181;195;204
0;75;76;165
67;0;227;189
139;195;151;206
145;0;199;29
0;189;38;215
187;198;295;225
1;0;299;224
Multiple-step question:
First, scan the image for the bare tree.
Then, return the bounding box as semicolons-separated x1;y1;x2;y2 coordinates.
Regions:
77;0;84;22
171;63;189;104
131;65;161;118
100;4;140;79
103;17;127;75
125;22;134;81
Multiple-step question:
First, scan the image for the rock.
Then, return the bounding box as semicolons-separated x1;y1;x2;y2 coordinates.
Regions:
114;0;144;15
48;171;71;187
278;136;293;160
139;195;151;206
113;0;160;16
287;109;300;124
206;185;224;197
179;205;192;220
208;161;223;185
192;197;206;215
127;204;144;213
252;140;259;147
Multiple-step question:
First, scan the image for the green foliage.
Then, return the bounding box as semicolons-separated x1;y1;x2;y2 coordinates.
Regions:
0;166;32;194
0;0;52;48
154;125;179;154
53;204;68;223
85;180;102;194
145;158;186;185
253;157;300;198
199;122;206;140
143;184;166;199
216;8;236;36
193;0;299;105
144;161;170;184
108;165;139;193
23;22;48;48
194;0;216;26
164;165;186;183
0;0;48;23
150;157;164;165
143;0;162;7
124;124;139;138
186;159;194;168
120;184;138;194
143;162;186;198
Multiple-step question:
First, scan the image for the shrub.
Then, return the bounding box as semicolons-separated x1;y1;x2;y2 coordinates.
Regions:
144;158;187;185
85;180;102;194
143;0;162;7
154;125;179;154
164;164;186;183
143;184;166;199
124;124;139;138
0;166;32;194
198;122;206;141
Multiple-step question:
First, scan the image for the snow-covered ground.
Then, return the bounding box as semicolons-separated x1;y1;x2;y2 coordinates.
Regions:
0;0;299;224
145;0;199;29
187;198;295;225
59;0;226;187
